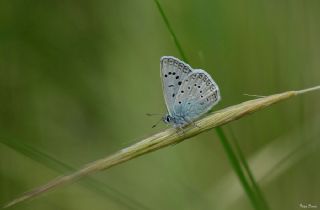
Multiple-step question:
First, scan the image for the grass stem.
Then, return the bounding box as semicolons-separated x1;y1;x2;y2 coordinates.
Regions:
3;87;319;208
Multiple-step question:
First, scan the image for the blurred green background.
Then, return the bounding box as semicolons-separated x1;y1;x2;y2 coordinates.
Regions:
1;0;320;210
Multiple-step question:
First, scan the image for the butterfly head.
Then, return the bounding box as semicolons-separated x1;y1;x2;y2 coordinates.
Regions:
162;114;174;124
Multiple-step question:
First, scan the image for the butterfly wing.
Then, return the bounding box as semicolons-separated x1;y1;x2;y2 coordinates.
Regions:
160;56;192;115
173;69;221;123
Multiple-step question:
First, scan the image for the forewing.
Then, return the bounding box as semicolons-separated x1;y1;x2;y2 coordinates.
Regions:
173;69;220;121
160;56;192;115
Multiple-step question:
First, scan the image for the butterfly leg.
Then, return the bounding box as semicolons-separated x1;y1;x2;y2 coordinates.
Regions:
176;126;185;136
193;121;201;128
183;117;201;129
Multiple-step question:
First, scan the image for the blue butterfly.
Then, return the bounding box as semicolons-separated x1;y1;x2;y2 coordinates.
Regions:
160;56;221;128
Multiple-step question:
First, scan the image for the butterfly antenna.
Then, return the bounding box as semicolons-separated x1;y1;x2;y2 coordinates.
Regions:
146;113;162;117
152;118;163;128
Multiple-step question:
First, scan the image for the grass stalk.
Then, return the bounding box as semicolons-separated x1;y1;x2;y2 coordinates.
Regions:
3;86;320;208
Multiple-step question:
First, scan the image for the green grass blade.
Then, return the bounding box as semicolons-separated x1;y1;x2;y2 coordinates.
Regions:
228;127;270;210
215;127;262;210
153;0;187;61
1;139;150;210
153;1;268;209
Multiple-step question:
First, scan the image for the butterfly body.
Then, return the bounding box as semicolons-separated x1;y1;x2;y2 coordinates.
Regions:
160;56;221;128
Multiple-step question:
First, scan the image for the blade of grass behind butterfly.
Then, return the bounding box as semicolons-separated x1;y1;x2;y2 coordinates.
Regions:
227;126;270;210
0;138;150;210
153;0;186;61
215;127;264;210
153;0;267;209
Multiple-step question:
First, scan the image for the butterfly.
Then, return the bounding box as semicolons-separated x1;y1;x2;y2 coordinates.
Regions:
160;56;221;128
